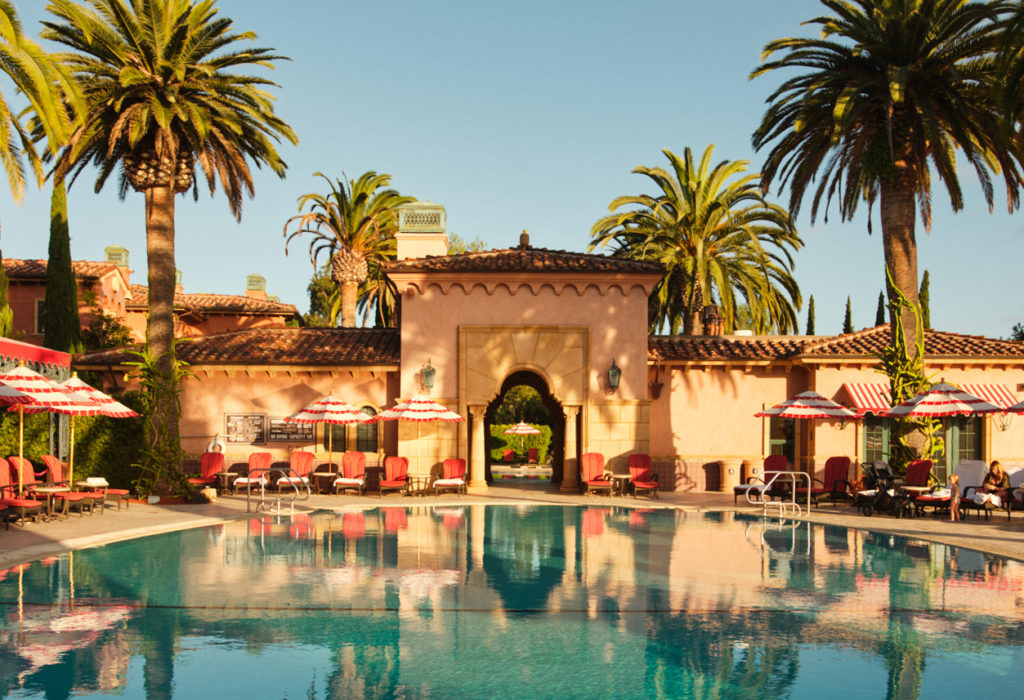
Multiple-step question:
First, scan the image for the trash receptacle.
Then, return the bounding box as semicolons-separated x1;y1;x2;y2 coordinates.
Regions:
718;459;743;492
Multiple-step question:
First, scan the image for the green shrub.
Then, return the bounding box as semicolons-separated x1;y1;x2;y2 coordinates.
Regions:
72;391;144;490
488;423;551;463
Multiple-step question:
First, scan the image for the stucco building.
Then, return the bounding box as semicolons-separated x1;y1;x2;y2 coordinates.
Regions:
75;204;1024;491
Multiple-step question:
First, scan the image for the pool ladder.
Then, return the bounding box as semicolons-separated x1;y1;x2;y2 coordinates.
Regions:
744;470;813;518
246;466;311;514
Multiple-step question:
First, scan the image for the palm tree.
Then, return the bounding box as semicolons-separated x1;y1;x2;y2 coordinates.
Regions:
0;0;78;200
44;0;296;490
284;171;413;328
751;0;1020;362
590;146;803;335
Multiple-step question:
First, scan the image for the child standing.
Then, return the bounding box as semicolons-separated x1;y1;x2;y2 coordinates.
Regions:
949;473;961;522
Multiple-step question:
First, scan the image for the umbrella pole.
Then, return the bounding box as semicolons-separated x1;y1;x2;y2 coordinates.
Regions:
18;404;24;497
69;415;76;485
328;425;333;477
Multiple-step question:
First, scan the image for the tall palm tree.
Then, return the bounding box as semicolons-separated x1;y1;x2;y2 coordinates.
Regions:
44;0;296;490
751;0;1020;362
590;146;803;335
284;171;413;328
0;0;79;200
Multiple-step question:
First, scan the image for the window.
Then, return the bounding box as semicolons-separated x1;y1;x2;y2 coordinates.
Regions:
863;416;890;464
356;407;378;452
768;417;795;465
323;423;345;452
35;300;45;334
934;416;982;480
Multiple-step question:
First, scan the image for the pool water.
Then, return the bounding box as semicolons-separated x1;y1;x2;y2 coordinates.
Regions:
1;506;1023;698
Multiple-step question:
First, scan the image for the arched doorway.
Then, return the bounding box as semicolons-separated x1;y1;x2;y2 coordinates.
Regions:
484;370;566;485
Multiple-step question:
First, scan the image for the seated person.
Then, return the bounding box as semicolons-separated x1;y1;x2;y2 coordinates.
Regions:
981;460;1010;501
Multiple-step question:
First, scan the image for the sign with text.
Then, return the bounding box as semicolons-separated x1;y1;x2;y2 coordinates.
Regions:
268;417;315;443
224;413;266;444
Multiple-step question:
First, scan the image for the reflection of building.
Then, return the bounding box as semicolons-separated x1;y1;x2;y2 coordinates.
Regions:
3;247;299;346
74;205;1024;490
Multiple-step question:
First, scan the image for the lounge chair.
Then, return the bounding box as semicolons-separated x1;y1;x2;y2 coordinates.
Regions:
233;452;272;494
333;451;367;495
528;448;539;464
379;456;409;496
961;460;1015;521
43;453;132;510
795;456;852;507
0;457;43;525
433;458;467;495
276;451;314;493
38;455;102;516
734;454;788;504
187;451;225;488
628;454;659;499
503;449;515;463
915;460;987;517
581;452;612;495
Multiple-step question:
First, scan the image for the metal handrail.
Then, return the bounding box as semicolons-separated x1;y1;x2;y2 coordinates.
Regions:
744;470;813;517
246;466;311;514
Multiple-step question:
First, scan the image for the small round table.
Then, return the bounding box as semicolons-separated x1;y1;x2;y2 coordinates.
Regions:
407;475;432;496
215;471;237;494
610;473;632;496
311;471;338;494
32;486;71;519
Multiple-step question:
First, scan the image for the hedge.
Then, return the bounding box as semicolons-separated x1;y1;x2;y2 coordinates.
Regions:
489;423;551;463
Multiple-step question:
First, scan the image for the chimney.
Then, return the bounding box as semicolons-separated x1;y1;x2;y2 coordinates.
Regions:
701;305;723;336
246;273;267;299
395;202;449;260
104;244;129;267
175;269;183;295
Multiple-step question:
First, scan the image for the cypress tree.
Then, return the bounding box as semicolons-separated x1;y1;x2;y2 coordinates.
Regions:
843;296;853;334
806;295;815;334
875;291;886;326
919;270;931;329
0;253;12;337
43;179;82;352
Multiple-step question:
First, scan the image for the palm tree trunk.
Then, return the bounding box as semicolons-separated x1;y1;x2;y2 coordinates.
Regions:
879;168;921;354
339;281;358;327
145;184;180;490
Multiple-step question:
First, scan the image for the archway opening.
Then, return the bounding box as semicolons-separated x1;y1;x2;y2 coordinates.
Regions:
484;371;565;487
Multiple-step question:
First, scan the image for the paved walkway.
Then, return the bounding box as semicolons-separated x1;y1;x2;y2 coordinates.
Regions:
4;486;1024;568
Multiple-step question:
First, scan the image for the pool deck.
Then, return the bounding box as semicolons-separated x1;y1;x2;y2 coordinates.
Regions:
3;487;1024;568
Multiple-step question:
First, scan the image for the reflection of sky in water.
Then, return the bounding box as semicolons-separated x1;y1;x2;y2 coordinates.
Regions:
1;506;1023;698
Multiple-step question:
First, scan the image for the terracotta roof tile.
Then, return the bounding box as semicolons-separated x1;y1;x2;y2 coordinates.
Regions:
387;246;664;274
75;328;399;366
650;326;1024;362
3;258;121;280
128;284;299;316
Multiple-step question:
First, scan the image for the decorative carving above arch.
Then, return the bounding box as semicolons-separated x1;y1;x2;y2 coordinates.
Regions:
397;279;653;298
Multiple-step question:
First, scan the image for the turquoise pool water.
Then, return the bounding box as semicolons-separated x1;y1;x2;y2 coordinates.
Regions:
1;506;1023;698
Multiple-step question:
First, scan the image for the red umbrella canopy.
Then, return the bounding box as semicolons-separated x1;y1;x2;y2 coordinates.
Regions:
755;391;859;420
0;366;83;409
285;395;373;424
61;375;138;418
1009;399;1024;414
375;395;465;423
884;382;1004;417
503;421;542;435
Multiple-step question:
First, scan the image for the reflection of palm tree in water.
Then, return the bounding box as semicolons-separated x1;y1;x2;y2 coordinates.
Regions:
481;506;568;616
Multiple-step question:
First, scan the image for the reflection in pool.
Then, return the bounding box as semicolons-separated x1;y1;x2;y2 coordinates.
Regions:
1;506;1023;698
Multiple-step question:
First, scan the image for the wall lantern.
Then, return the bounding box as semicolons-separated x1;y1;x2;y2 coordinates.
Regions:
421;359;436;394
607;359;621;395
996;411;1013;432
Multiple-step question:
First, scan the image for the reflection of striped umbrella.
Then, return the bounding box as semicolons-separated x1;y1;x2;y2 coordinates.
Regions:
284;395;372;471
503;421;541;450
755;391;859;420
0;366;87;495
884;382;1003;417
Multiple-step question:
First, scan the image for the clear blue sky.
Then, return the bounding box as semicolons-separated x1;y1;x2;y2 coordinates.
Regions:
2;0;1022;338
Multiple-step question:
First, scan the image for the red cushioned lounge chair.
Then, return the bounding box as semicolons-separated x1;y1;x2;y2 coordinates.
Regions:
187;451;224;488
233;452;272;494
915;460;985;518
581;453;612;496
0;457;43;526
795;456;852;507
433;458;467;495
734;454;789;504
333;451;367;495
379;456;409;496
628;454;659;499
38;455;100;516
276;450;314;492
528;448;539;464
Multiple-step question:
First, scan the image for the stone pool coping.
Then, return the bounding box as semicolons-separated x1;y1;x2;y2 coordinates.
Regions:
3;488;1024;568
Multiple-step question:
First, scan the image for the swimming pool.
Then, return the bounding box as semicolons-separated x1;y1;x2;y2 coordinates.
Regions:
1;506;1022;698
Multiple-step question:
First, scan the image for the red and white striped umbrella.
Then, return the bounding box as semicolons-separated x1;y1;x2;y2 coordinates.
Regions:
375;395;465;423
755;391;859;420
884;382;1004;417
1008;399;1024;414
503;421;541;451
61;375;138;418
285;395;373;468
